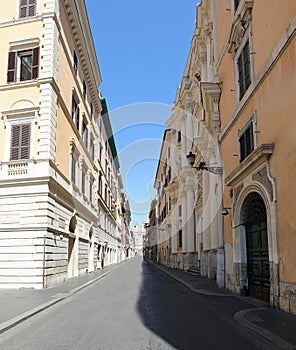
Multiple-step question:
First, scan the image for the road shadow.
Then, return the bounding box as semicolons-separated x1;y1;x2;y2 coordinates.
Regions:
136;258;274;350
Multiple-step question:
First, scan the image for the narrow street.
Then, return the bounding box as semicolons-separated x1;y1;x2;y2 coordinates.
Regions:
0;257;283;350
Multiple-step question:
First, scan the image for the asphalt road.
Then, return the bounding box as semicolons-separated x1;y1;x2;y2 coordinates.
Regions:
0;257;281;350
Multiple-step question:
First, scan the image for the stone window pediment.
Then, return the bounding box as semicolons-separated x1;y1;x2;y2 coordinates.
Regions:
228;0;254;55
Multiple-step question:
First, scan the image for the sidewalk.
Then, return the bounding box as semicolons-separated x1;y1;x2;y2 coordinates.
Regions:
0;263;122;334
149;259;296;350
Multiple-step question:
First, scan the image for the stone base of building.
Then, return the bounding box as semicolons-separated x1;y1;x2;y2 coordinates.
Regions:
201;249;217;280
279;282;296;314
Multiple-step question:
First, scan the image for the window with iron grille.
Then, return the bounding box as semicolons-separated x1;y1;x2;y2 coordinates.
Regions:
237;41;251;100
73;50;78;75
19;0;36;19
7;47;39;83
10;124;31;160
71;96;80;130
239;122;254;162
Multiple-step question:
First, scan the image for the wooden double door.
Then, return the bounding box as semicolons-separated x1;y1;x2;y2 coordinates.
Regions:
244;193;270;301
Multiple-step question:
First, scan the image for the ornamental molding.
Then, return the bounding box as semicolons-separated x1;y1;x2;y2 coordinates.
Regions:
227;0;254;56
225;143;274;187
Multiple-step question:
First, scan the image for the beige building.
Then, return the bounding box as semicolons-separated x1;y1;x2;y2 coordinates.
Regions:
0;0;127;288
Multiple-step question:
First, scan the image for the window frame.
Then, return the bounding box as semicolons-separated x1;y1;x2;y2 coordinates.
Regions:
10;123;31;161
7;46;39;83
237;40;251;100
238;114;257;162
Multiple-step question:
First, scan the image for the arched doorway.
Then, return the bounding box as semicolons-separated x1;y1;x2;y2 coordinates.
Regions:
242;192;270;301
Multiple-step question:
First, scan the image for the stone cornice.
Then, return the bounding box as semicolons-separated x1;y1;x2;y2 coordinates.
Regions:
225;144;274;187
63;0;102;112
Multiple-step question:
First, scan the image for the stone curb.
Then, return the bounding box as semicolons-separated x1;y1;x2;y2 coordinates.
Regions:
234;308;296;350
0;263;122;335
149;260;233;297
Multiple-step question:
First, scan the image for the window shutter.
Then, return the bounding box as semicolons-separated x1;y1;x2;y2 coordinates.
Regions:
19;0;36;18
28;0;36;17
7;52;16;83
10;124;31;160
31;47;39;79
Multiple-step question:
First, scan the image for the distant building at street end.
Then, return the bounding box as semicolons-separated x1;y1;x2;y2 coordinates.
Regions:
131;221;146;256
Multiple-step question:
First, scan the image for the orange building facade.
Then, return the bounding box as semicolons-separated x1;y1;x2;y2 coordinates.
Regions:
216;0;296;312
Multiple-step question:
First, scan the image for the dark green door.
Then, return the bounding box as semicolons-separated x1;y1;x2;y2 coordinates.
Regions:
245;193;270;301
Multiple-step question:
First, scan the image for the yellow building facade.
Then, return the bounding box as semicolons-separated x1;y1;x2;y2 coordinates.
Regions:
0;0;126;288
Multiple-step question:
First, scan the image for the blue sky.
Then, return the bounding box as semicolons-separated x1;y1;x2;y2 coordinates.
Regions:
85;0;199;224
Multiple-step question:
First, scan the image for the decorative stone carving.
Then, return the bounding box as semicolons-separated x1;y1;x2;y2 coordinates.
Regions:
233;183;244;205
252;167;274;201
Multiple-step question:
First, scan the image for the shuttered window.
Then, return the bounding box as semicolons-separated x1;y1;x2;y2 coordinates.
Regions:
7;47;39;83
19;0;36;18
239;122;254;162
238;41;251;100
10;124;31;160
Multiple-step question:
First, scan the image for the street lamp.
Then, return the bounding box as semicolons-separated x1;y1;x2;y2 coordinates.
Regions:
186;151;223;174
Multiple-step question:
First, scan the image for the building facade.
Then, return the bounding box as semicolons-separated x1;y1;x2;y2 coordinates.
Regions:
216;0;296;312
0;0;129;289
149;0;296;314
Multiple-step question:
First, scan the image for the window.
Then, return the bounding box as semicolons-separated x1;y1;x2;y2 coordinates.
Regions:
19;0;36;18
73;50;78;75
234;0;241;11
239;122;254;162
89;177;93;203
177;130;182;143
82;80;87;100
178;205;182;217
71;154;77;184
81;168;86;195
82;118;88;148
178;230;182;248
237;41;251;100
71;96;80;130
7;47;39;83
98;173;102;196
90;134;95;161
10;124;31;160
90;102;94;119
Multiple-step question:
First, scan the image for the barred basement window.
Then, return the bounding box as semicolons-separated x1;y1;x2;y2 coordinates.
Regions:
7;47;39;83
19;0;36;19
10;124;31;160
239;122;254;162
237;41;251;100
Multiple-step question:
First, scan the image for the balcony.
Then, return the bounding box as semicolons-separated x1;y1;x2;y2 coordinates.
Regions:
0;159;49;181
